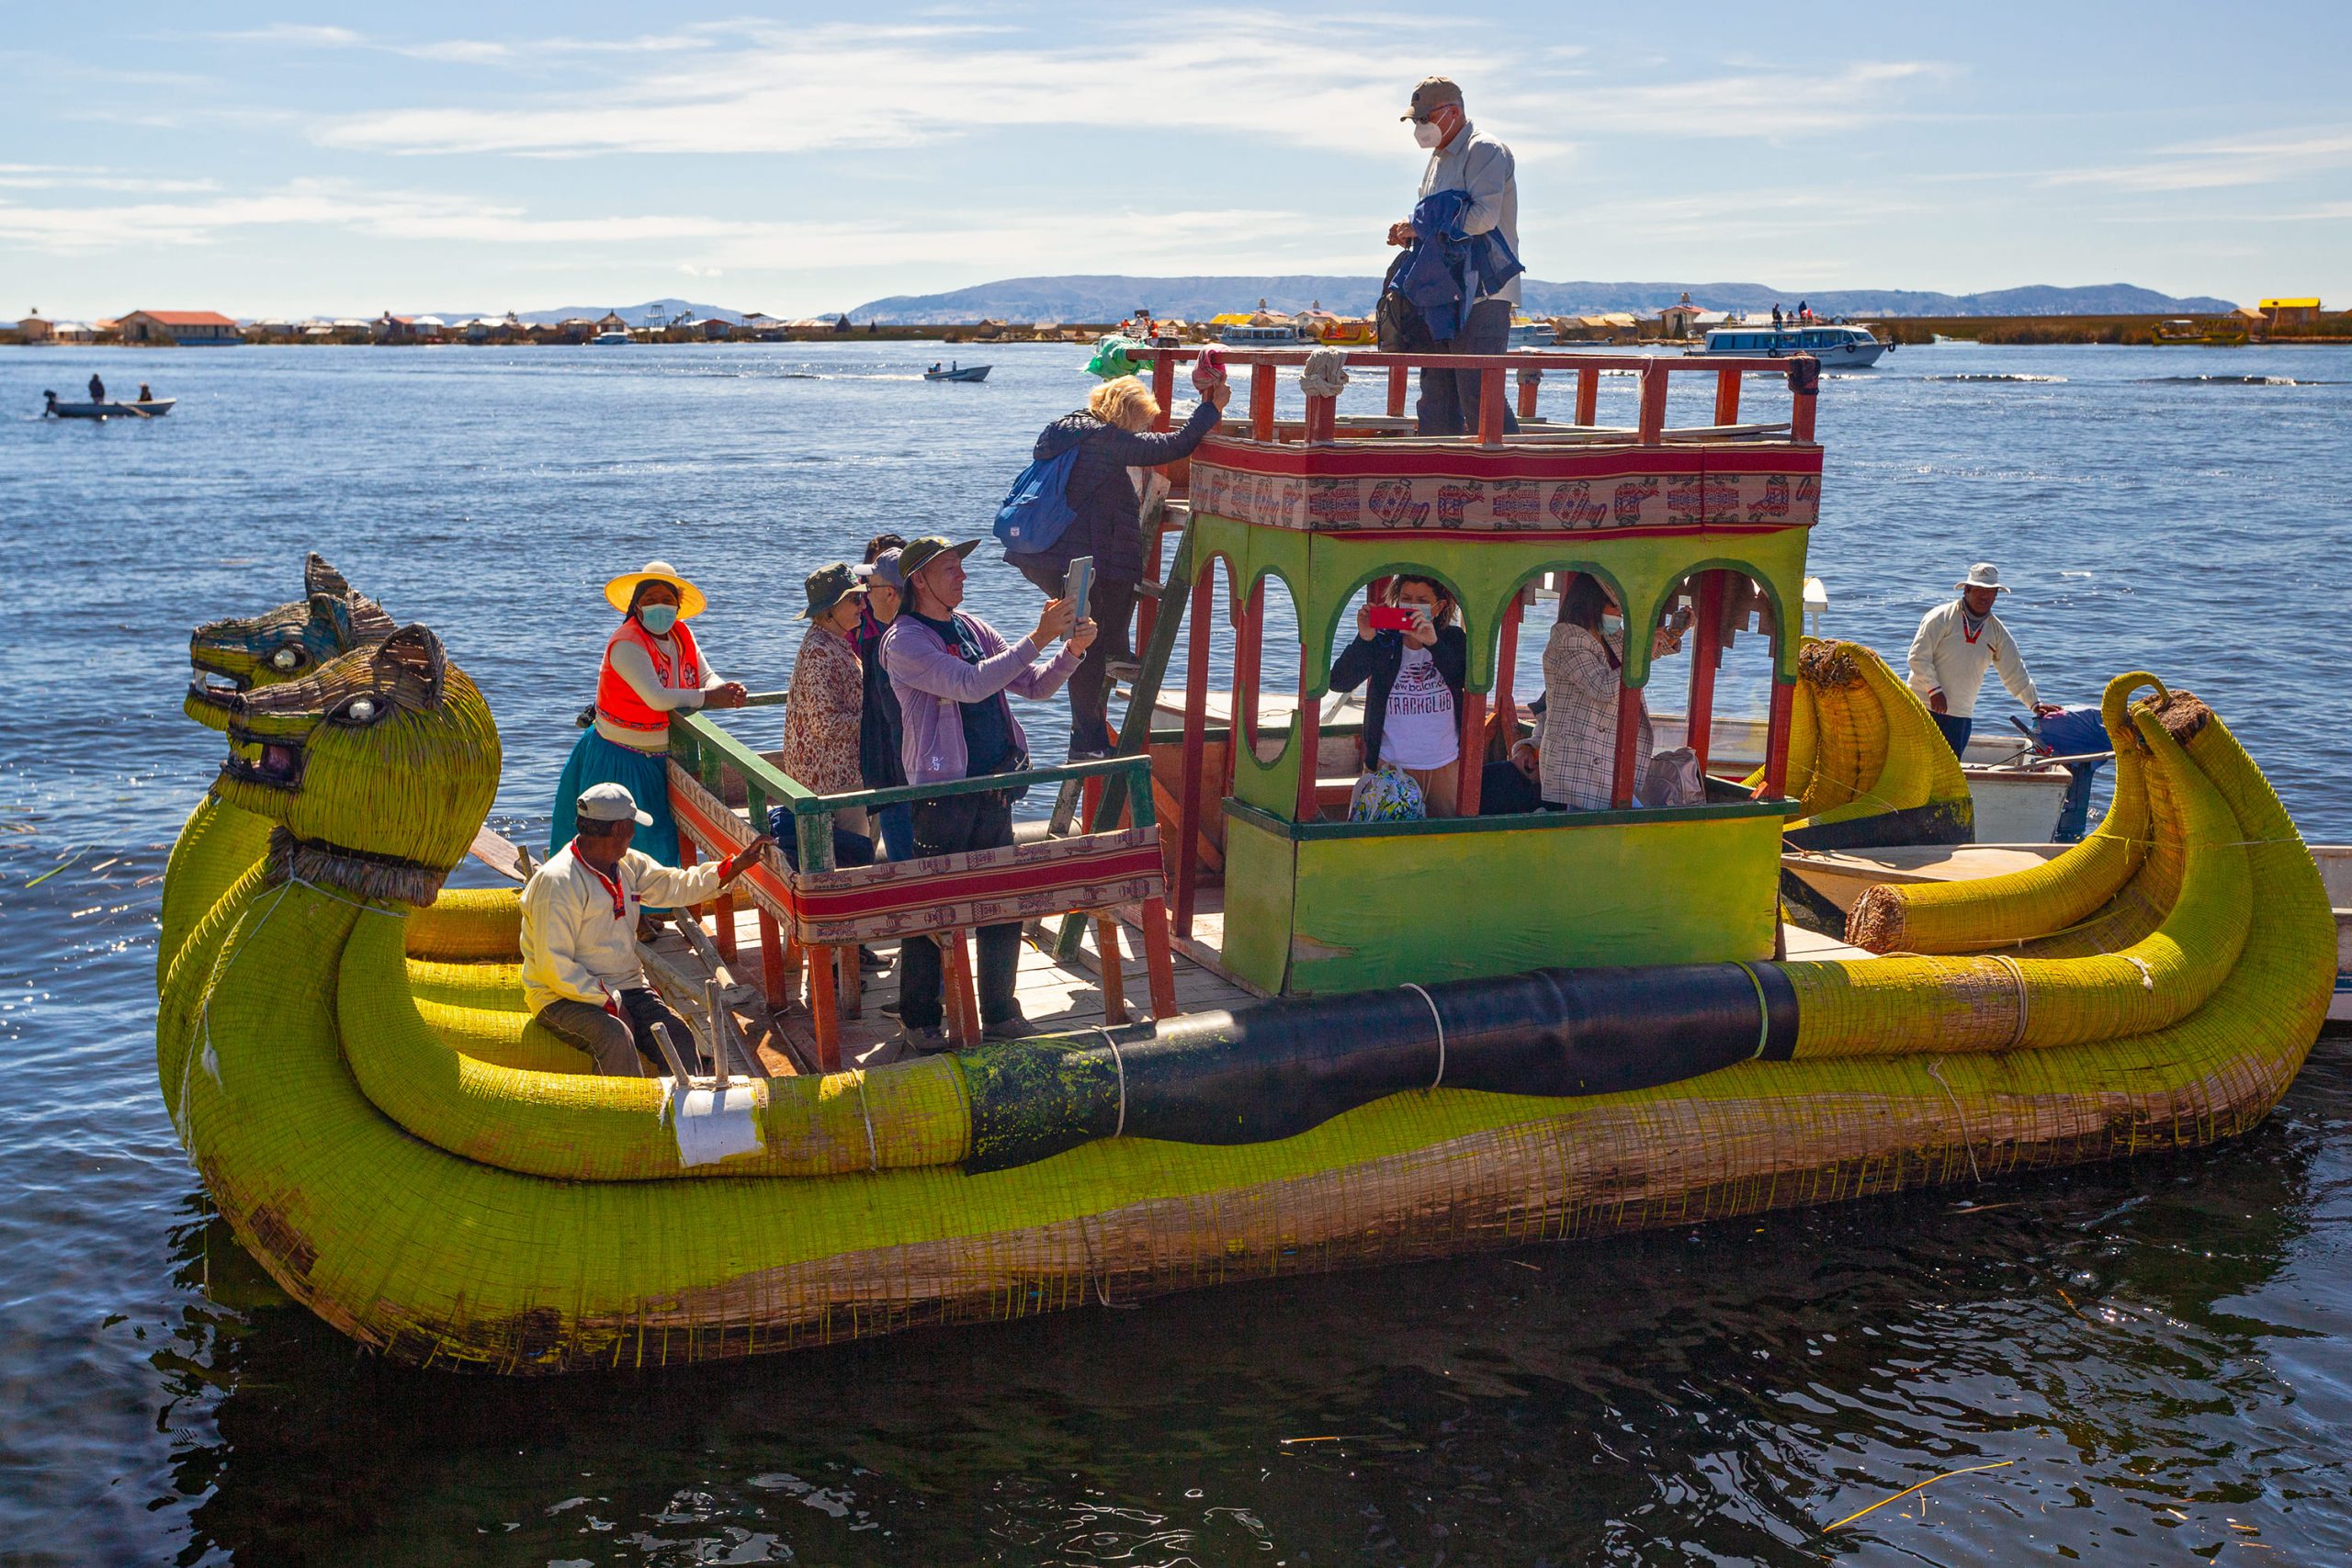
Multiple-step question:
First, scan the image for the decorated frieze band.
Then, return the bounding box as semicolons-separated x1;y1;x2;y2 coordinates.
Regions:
670;765;1169;946
1190;459;1820;534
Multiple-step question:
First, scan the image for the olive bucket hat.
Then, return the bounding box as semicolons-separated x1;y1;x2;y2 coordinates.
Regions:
797;561;872;620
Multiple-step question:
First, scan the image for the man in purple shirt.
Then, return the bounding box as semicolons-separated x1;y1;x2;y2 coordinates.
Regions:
879;536;1096;1046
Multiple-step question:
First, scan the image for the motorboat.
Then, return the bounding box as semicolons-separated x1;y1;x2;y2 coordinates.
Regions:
1696;323;1886;367
923;363;991;382
589;331;630;345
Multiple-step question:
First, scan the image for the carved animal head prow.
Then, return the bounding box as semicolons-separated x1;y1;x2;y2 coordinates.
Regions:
216;624;502;876
186;553;398;731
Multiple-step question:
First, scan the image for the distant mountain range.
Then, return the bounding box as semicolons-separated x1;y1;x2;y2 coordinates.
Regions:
401;299;755;325
841;276;2239;321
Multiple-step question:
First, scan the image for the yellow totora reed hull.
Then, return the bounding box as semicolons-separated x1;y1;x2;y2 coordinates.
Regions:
160;666;2335;1373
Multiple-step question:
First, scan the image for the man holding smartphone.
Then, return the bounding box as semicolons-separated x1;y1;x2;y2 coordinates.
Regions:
879;536;1097;1046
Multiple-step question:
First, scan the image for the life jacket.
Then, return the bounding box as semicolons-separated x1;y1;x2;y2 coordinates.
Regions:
595;616;704;735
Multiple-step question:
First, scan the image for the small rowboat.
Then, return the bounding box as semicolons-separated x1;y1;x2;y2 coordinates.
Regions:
923;364;990;382
43;398;176;420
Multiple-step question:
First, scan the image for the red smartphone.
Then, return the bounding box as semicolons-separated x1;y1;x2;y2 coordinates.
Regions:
1365;605;1419;633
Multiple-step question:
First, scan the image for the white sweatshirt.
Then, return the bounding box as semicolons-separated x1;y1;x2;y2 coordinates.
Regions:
520;843;720;1014
594;633;727;752
1906;601;2038;719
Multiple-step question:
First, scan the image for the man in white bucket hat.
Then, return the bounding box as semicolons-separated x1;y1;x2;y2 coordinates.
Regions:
1906;562;2059;756
521;782;771;1076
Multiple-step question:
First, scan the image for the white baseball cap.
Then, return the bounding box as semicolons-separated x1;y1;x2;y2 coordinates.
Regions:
576;782;653;825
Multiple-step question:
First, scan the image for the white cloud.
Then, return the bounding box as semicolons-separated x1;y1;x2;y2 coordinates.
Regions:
2043;128;2352;192
0;177;1363;278
305;18;1934;160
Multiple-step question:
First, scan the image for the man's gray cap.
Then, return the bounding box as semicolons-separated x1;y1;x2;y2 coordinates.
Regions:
1403;75;1464;120
577;781;654;826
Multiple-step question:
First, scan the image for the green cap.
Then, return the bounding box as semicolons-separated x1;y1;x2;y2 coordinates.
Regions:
895;536;979;580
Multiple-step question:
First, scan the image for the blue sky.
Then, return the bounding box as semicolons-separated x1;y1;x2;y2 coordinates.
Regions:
5;1;2346;319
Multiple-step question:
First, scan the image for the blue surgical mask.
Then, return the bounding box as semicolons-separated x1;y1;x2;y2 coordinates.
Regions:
638;604;679;635
1600;614;1624;637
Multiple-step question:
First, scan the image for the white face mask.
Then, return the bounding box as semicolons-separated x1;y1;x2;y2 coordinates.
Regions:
1413;120;1444;150
1600;614;1625;638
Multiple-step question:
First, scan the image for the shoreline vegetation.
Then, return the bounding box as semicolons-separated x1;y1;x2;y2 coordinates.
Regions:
7;314;2347;349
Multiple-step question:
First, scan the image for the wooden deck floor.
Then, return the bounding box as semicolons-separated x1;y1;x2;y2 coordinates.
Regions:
704;902;1257;1073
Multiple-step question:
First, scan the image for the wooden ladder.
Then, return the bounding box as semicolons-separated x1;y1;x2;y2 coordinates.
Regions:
1051;504;1197;963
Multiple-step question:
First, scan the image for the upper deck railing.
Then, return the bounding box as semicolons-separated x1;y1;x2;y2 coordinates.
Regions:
1126;344;1820;448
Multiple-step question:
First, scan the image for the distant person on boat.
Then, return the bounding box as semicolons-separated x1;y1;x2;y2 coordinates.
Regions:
880;536;1093;1047
87;372;105;403
522;782;770;1077
1538;574;1681;811
1386;75;1521;437
1906;562;2059;756
853;536;914;862
137;382;153;403
779;562;876;865
1017;373;1231;757
1772;304;1783;328
1329;575;1469;816
550;560;748;893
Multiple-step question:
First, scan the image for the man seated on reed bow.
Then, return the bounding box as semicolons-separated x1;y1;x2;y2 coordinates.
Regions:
522;782;769;1077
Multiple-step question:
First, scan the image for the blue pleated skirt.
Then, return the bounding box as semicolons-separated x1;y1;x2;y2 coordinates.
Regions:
549;728;681;868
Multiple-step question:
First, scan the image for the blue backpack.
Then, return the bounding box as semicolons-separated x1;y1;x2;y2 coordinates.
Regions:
993;446;1081;556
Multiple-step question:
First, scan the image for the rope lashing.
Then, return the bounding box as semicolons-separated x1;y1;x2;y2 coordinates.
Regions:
1301;347;1351;400
1090;1026;1128;1139
1732;962;1772;1057
1400;982;1447;1089
1990;953;2030;1049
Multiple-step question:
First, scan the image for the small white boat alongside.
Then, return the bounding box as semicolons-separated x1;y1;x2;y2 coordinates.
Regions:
1218;322;1302;346
1695;323;1887;367
589;331;630;345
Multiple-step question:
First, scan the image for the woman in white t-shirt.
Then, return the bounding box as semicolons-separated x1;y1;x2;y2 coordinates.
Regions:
1328;574;1469;816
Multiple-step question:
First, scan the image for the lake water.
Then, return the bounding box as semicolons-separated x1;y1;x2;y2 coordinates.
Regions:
2;341;2348;1564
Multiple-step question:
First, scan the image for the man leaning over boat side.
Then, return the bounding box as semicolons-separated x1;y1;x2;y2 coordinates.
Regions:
1906;562;2061;756
522;783;771;1077
879;536;1094;1049
1385;74;1521;437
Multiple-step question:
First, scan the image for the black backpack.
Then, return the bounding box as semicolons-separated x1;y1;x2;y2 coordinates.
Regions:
1375;251;1436;353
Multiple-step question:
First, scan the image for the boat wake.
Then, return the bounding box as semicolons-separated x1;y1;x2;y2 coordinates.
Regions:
1922;374;2068;383
2132;375;2331;386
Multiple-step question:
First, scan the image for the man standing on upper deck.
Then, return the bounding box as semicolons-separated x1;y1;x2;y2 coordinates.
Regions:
1386;75;1520;437
1906;562;2062;756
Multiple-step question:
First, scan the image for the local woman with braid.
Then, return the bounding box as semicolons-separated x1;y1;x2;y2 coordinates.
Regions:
550;559;747;884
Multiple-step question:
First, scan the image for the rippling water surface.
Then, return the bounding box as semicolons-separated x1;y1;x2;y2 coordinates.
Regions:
2;342;2348;1565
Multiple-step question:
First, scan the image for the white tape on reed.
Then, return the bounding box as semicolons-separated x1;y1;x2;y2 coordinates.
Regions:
1401;982;1446;1089
672;1083;762;1168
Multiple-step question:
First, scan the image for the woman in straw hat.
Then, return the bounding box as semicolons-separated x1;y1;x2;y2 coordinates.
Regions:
550;559;747;871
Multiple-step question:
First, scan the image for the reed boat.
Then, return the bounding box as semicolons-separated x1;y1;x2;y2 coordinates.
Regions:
155;346;2337;1374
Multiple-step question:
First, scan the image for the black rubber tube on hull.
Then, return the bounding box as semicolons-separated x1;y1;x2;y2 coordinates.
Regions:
962;962;1800;1172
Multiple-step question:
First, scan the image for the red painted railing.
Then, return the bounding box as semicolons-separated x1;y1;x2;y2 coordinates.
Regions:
1128;346;1820;448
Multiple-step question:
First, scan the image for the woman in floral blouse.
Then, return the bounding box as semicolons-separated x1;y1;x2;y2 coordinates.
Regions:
783;562;874;842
